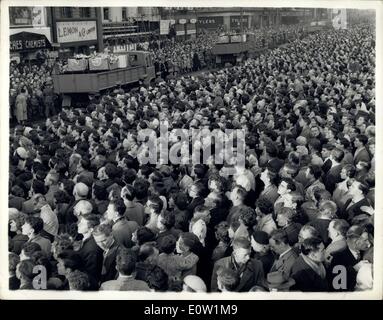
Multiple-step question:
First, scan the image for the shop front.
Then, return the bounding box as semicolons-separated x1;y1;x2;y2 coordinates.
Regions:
230;15;250;32
9;7;53;62
10;31;52;62
196;16;224;32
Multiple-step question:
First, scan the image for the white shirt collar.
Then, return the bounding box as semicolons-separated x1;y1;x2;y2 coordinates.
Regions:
279;247;292;258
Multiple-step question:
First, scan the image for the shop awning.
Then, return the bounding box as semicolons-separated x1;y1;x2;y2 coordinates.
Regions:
10;31;52;52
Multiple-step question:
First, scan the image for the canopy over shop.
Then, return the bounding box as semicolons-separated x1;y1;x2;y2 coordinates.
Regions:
10;31;52;62
10;31;52;52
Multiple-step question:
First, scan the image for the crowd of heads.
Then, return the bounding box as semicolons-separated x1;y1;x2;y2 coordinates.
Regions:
9;59;57;123
150;31;220;77
8;22;375;293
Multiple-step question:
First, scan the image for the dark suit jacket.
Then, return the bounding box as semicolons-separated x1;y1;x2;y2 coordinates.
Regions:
9;276;20;290
244;189;257;208
9;233;29;255
208;195;231;227
186;197;205;218
291;256;329;292
329;247;358;291
78;236;103;287
270;248;298;280
211;256;264;292
253;250;275;274
309;218;331;245
284;223;302;246
135;262;156;282
340;198;371;222
323;164;342;194
101;242;121;283
63;199;81;226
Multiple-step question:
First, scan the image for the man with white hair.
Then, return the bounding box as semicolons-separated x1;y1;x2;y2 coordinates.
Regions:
73;200;94;218
234;163;255;191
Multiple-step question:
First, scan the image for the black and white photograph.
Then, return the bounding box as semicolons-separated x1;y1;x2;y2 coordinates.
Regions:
0;0;382;300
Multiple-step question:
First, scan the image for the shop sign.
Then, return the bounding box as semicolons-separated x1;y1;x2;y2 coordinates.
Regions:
57;21;97;43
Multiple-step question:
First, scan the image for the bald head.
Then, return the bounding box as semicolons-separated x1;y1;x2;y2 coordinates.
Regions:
74;182;89;199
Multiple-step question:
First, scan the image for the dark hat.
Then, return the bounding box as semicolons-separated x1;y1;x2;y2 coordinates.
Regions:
252;231;269;245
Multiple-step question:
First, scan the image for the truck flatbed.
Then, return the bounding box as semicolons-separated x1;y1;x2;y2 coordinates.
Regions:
52;51;155;94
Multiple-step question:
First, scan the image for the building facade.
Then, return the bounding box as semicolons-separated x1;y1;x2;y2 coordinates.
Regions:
101;7;160;46
9;6;51;39
9;7;53;61
50;7;104;56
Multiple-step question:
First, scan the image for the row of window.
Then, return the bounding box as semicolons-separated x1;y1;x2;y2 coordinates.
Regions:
103;8;129;21
102;8;157;21
60;7;92;18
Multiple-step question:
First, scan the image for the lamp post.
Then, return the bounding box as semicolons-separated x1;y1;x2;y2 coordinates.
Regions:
240;7;244;35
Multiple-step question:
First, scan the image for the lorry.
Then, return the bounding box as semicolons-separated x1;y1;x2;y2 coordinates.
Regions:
211;34;251;67
52;51;155;106
211;33;270;66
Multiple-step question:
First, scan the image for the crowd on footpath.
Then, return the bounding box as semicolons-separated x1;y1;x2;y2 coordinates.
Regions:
149;30;221;78
9;59;58;124
8;23;375;292
151;24;308;79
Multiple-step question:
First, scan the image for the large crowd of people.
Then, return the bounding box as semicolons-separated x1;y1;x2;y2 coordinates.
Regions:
9;58;58;124
8;24;305;125
149;31;220;78
150;24;307;79
8;23;375;293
